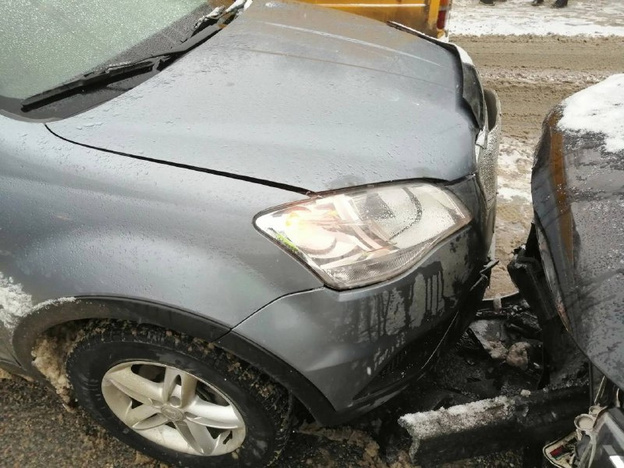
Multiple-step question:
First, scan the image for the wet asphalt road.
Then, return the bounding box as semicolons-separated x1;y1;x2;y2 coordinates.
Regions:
0;356;526;468
0;373;399;468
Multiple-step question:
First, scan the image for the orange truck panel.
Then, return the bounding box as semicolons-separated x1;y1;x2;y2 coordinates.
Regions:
298;0;449;38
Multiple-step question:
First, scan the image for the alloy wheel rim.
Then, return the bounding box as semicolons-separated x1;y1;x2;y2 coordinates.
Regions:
101;361;246;456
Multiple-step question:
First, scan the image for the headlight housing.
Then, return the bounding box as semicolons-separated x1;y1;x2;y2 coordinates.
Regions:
255;182;472;290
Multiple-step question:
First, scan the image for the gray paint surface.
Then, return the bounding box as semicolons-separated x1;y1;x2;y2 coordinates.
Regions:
0;116;321;341
0;0;494;419
48;0;477;192
234;224;485;410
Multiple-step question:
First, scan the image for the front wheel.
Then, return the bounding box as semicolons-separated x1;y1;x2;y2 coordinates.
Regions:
66;322;293;467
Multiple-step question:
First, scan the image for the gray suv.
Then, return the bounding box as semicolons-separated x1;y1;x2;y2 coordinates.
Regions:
0;0;500;466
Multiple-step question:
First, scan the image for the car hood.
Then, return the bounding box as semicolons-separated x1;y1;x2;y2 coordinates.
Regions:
47;0;478;192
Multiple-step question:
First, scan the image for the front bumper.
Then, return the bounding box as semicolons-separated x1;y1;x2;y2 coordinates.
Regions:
223;90;501;424
230;220;491;424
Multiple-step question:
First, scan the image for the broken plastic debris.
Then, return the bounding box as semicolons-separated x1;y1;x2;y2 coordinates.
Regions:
489;340;509;360
469;319;510;360
506;342;531;370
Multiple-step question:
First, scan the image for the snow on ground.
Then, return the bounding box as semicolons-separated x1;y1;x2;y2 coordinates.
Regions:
490;137;535;296
497;136;534;202
559;74;624;153
450;0;624;37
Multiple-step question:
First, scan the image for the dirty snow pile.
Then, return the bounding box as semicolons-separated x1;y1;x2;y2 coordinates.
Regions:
450;0;624;37
399;396;513;455
497;136;534;202
558;74;624;153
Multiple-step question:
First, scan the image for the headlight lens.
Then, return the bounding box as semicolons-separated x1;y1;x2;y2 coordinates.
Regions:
255;183;472;290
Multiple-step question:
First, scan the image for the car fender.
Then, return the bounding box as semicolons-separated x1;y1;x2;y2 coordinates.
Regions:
0;117;322;363
8;296;337;426
10;298;229;373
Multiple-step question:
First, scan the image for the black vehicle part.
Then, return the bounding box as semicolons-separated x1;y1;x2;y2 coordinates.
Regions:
66;321;293;468
507;224;583;386
12;298;230;373
399;386;588;466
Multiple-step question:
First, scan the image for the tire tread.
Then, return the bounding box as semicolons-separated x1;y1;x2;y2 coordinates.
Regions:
67;320;293;467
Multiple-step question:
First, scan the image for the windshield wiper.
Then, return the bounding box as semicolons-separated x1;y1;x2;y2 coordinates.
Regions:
21;10;234;111
21;57;167;110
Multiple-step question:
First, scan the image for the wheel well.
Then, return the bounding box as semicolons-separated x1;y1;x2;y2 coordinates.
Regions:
13;297;230;373
18;298;337;424
30;318;282;408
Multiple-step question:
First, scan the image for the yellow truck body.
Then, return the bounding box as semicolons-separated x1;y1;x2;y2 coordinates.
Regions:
298;0;451;38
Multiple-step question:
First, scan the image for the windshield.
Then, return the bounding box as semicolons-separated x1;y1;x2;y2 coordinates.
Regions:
2;0;227;100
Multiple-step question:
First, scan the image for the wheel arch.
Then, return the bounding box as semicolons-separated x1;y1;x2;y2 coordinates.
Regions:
12;297;230;375
12;297;338;425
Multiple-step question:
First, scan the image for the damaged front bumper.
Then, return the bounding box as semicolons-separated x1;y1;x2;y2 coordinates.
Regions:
507;223;581;385
508;226;624;468
225;89;501;425
229;220;494;425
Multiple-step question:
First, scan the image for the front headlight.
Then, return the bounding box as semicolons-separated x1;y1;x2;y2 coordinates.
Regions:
255;182;472;290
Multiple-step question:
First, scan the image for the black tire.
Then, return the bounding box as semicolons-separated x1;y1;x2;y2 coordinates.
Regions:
66;321;293;467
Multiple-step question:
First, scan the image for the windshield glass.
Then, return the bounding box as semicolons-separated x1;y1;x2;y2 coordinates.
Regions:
2;0;226;100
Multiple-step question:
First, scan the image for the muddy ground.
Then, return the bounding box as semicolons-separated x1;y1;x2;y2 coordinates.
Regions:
1;35;623;467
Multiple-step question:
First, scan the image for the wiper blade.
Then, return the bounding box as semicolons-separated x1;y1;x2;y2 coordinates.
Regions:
21;20;225;111
21;0;254;111
21;58;162;110
192;0;248;32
